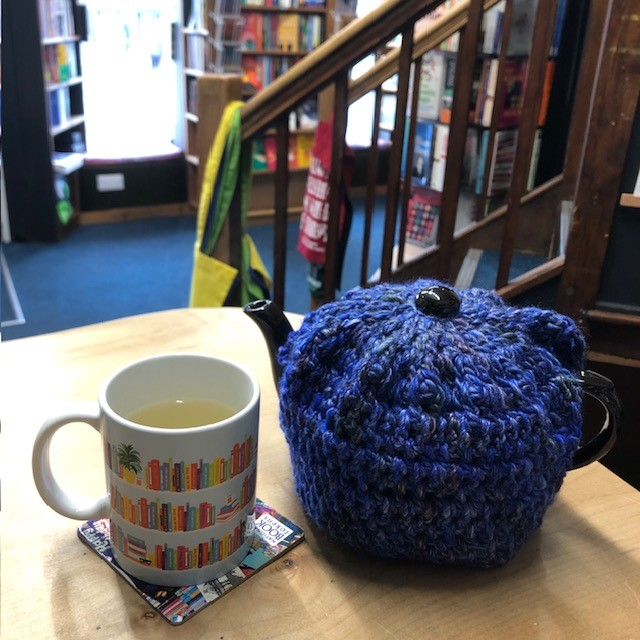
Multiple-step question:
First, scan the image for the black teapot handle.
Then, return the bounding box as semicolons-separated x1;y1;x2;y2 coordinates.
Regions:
571;370;622;469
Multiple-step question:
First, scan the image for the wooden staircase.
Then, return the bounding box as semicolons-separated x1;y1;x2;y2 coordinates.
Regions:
198;0;639;360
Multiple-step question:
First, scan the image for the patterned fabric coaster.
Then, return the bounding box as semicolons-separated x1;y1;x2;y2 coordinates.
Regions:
78;499;305;625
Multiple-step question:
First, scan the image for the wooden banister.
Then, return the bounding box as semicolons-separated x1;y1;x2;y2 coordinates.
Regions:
348;0;502;106
240;0;442;139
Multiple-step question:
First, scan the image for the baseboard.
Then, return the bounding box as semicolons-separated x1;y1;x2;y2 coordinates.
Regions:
79;203;195;225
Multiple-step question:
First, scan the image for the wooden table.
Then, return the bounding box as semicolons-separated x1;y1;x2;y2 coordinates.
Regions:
2;308;640;639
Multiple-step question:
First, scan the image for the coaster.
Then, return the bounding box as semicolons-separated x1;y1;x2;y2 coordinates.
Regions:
78;499;305;625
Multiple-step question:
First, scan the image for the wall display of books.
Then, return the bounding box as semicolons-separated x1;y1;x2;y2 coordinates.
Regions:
4;0;86;240
239;1;326;186
181;0;244;207
398;0;569;232
405;186;441;248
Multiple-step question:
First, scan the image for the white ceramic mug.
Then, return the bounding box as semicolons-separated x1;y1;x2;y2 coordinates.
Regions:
32;353;260;587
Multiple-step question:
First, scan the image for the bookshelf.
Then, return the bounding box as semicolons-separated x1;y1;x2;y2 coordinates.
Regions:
401;0;569;248
182;0;244;207
239;1;332;218
3;0;86;241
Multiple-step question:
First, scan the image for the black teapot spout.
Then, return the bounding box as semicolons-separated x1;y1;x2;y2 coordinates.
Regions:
243;299;293;390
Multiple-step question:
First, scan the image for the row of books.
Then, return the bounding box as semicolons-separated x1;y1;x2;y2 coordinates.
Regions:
405;121;535;199
110;472;255;532
105;438;256;491
240;12;323;53
481;0;568;57
112;521;247;570
43;42;78;84
38;0;75;39
417;51;554;131
241;54;301;90
253;132;314;171
48;86;72;127
242;1;326;7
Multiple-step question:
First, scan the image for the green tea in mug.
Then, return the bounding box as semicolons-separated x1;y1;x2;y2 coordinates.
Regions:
127;399;236;429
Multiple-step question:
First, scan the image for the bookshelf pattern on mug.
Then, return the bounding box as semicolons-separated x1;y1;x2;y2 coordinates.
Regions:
111;517;248;570
110;470;256;532
402;0;567;248
104;434;256;491
240;0;326;173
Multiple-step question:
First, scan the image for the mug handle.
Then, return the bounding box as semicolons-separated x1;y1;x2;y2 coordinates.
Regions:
571;370;622;469
32;405;110;520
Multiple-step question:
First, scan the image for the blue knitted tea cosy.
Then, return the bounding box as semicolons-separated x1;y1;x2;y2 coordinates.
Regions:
277;279;586;567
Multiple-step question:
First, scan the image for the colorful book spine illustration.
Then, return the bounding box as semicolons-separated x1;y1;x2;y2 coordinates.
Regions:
110;520;248;570
109;469;256;531
105;435;256;491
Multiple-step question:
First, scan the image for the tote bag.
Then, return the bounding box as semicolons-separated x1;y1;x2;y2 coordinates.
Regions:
190;102;271;307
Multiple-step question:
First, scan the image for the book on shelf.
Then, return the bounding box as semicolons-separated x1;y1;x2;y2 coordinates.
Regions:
475;129;490;195
240;12;263;50
550;0;568;56
507;0;539;56
41;0;76;38
49;87;71;127
405;186;441;248
537;60;555;127
298;15;323;50
461;128;479;192
439;56;456;124
481;0;506;55
496;58;527;127
242;56;264;90
259;134;305;171
468;58;485;124
429;123;449;192
296;132;314;168
488;129;518;195
527;129;542;191
187;76;198;114
417;51;445;122
477;58;499;127
261;14;279;50
277;14;299;51
411;121;435;186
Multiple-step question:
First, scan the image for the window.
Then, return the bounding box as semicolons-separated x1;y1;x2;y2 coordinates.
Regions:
80;0;181;159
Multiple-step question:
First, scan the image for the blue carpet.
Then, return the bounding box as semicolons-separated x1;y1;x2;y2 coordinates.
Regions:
0;200;388;340
1;201;540;341
471;250;547;290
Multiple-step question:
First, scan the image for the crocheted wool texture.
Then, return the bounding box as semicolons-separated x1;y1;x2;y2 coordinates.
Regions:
277;279;586;568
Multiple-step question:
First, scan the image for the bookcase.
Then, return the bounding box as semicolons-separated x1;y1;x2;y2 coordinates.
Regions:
402;0;569;249
239;0;331;219
3;0;86;242
182;0;354;218
182;0;244;208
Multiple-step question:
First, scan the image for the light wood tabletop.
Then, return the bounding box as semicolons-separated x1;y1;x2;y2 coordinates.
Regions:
1;308;639;639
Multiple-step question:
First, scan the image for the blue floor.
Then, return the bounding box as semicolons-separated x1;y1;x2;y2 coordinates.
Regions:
1;203;544;340
0;202;387;340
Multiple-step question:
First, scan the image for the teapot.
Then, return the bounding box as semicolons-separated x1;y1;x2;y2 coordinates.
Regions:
244;280;621;567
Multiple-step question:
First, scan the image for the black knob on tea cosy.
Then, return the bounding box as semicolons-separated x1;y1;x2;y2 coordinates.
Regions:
415;285;461;318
